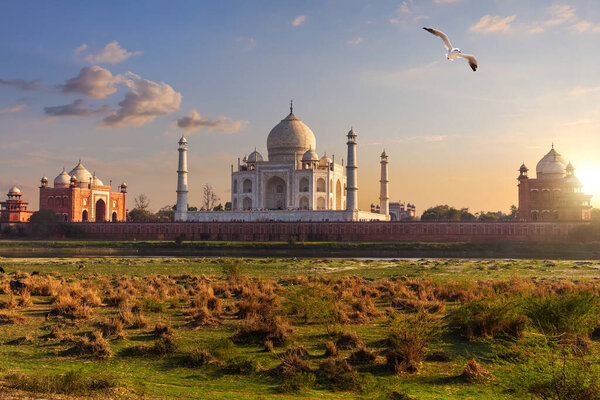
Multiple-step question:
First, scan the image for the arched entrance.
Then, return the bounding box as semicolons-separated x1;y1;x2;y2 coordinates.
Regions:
82;210;88;222
112;212;117;222
299;196;309;210
95;199;106;222
265;176;286;210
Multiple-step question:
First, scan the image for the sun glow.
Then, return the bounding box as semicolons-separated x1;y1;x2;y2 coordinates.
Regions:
573;164;600;206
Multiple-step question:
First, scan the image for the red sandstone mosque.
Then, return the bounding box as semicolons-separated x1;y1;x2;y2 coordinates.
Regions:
518;146;592;221
39;161;127;222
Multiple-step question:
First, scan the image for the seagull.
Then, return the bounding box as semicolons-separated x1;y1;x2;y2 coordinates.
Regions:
423;27;478;71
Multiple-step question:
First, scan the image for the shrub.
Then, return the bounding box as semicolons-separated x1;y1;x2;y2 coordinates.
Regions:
98;318;125;339
188;306;219;327
152;323;174;340
5;369;118;395
222;261;245;282
0;294;17;309
348;347;378;366
123;337;177;357
325;341;338;357
271;351;311;378
284;285;337;325
183;349;220;368
232;315;292;345
51;294;92;319
130;310;148;329
450;298;525;340
334;331;363;350
387;312;443;373
279;372;316;393
525;293;599;337
317;358;362;392
461;359;493;383
222;357;260;375
0;311;25;325
392;298;445;314
19;290;33;307
65;331;112;359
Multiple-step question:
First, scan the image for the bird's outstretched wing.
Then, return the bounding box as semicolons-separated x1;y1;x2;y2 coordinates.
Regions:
423;27;452;51
457;53;478;71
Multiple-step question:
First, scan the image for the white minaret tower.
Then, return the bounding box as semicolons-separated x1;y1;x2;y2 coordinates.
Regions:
379;150;389;216
346;127;358;210
175;135;188;221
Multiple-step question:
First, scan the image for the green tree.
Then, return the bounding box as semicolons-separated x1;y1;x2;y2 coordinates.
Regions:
421;205;475;221
29;209;63;237
128;208;154;222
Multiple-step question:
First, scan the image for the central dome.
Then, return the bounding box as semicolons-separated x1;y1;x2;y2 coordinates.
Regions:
267;109;316;162
536;147;566;179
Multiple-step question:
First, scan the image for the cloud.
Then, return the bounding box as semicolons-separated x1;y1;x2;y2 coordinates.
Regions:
346;37;364;46
81;41;141;64
0;78;43;91
73;44;88;55
433;0;460;3
292;15;306;27
0;104;27;114
569;86;600;96
470;15;516;33
571;20;600;33
59;66;124;99
44;99;110;118
102;77;181;127
176;110;247;134
545;4;576;26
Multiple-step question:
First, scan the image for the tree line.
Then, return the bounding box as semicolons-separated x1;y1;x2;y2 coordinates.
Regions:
420;204;519;222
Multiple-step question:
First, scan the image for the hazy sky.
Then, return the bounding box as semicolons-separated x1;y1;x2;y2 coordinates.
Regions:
2;0;600;214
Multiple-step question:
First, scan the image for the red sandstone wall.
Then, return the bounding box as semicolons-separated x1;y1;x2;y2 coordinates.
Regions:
72;221;583;242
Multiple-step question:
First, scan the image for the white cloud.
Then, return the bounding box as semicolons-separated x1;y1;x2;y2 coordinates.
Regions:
0;104;27;114
389;1;415;24
81;41;141;64
44;99;109;118
292;15;306;27
73;44;88;55
177;110;247;134
102;77;181;127
470;15;516;33
571;20;600;33
346;37;364;46
59;66;124;99
545;4;576;26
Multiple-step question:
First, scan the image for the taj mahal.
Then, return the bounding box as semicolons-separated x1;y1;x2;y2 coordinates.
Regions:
174;104;390;222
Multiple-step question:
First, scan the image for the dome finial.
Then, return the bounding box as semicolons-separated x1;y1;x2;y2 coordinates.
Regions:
552;142;554;150
290;99;293;114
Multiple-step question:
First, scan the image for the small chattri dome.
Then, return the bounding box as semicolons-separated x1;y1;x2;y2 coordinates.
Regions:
519;163;528;171
302;147;319;161
179;135;187;144
319;153;332;165
381;150;388;158
247;149;264;163
70;175;77;182
8;186;20;194
41;176;48;182
54;169;71;188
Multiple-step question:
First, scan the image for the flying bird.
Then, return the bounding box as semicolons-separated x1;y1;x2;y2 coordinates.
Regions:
423;27;478;71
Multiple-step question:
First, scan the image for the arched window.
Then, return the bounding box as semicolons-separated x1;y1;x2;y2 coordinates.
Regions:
299;196;309;210
531;191;538;201
299;177;309;192
95;199;106;222
48;197;54;207
243;197;252;210
112;212;117;222
233;180;238;194
243;179;252;193
82;210;88;222
317;197;326;210
330;179;333;193
233;198;238;210
317;178;326;192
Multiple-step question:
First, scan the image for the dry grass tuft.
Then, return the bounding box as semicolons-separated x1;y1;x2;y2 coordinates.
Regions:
0;310;26;325
461;359;492;382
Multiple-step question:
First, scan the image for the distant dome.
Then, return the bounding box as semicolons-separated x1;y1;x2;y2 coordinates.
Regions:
267;107;316;162
565;174;582;187
536;147;566;179
69;161;93;185
8;186;20;194
247;149;264;163
319;153;332;166
92;175;104;186
302;147;318;161
54;169;71;188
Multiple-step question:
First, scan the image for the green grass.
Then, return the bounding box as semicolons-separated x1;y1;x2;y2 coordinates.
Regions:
1;256;600;399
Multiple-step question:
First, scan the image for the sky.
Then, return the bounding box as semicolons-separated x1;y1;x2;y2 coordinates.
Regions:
2;0;600;214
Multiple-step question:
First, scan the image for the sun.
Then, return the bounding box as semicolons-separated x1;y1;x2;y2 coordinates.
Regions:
573;164;600;204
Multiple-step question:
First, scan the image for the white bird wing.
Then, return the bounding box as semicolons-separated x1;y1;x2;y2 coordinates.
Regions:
423;27;452;51
457;53;478;71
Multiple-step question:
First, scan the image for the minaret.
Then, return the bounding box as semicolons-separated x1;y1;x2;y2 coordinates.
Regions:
346;127;358;210
379;150;389;215
175;135;188;221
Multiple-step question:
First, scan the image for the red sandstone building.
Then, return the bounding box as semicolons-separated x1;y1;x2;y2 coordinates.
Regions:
0;186;34;222
518;146;592;221
39;161;127;222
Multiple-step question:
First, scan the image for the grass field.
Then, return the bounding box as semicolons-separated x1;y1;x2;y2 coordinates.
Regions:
1;256;600;399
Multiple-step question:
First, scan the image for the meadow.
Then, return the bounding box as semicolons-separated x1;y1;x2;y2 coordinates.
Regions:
1;256;600;399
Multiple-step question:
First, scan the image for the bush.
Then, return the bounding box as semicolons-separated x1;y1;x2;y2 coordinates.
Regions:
123;337;177;357
0;311;26;325
65;331;112;359
387;312;443;373
98;318;124;339
232;314;292;346
317;358;362;392
222;357;260;375
525;293;599;337
335;331;363;350
450;298;525;340
5;369;118;395
183;349;220;368
271;351;311;378
279;372;316;393
461;359;493;383
348;347;378;366
324;341;338;357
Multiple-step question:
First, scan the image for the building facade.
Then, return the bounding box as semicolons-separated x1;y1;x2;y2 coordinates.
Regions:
0;186;34;222
518;146;592;221
176;104;389;222
39;161;128;222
